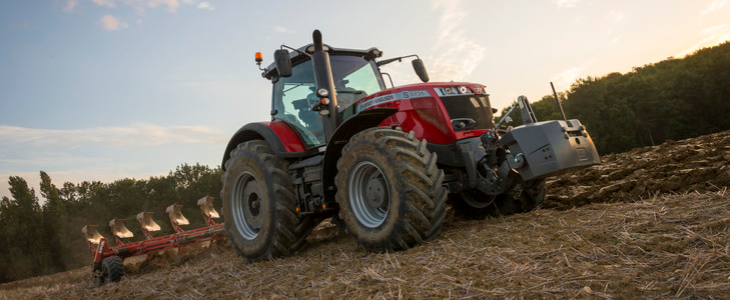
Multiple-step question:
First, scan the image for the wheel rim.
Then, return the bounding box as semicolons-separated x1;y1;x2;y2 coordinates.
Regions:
231;171;263;239
462;190;496;209
349;161;390;228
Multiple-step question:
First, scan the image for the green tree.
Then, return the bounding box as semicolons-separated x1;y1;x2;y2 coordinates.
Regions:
39;171;70;272
4;176;51;279
0;196;12;282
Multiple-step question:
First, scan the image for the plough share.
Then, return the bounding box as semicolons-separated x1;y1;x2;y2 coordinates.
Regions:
82;196;224;285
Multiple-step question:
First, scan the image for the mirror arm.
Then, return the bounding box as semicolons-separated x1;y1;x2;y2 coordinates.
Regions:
280;45;311;58
381;72;395;88
377;54;420;67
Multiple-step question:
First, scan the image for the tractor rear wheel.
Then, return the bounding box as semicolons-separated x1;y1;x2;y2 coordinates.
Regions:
335;128;447;252
101;256;124;283
447;190;498;220
449;179;546;219
514;178;547;212
222;140;316;261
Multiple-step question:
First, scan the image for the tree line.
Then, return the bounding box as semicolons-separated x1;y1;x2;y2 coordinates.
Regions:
0;164;222;283
500;41;730;154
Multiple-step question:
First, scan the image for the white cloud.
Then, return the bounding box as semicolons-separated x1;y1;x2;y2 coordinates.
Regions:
551;58;596;89
92;0;115;7
197;1;213;10
606;29;622;47
554;0;582;8
0;123;226;149
9;22;31;30
0;167;165;204
609;36;621;46
701;0;729;15
426;0;486;82
0;123;226;201
75;0;183;14
63;0;79;12
573;14;585;25
552;67;582;89
146;0;180;12
101;14;129;31
608;11;625;23
676;23;730;57
273;26;295;34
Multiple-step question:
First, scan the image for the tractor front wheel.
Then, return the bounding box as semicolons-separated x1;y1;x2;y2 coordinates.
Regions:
335;128;447;252
222;140;316;261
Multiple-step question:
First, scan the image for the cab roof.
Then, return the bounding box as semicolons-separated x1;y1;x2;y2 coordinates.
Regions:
263;44;382;80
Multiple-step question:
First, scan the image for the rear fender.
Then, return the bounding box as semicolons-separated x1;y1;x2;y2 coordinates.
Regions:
221;122;310;169
321;108;398;201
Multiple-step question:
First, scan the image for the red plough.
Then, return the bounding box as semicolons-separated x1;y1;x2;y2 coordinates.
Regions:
82;196;225;285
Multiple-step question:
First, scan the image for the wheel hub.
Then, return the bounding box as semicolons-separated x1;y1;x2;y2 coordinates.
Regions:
232;172;263;239
366;177;387;208
243;181;263;229
349;161;390;228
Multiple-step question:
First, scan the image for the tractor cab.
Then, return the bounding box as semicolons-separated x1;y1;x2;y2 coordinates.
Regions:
265;46;387;148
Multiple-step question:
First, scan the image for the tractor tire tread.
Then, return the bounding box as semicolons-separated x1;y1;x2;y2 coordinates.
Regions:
335;128;446;252
222;140;317;262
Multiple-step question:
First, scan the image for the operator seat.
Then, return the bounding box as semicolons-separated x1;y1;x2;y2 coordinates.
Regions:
294;93;323;143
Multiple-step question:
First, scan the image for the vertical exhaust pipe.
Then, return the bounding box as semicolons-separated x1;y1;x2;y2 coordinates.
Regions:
311;29;340;142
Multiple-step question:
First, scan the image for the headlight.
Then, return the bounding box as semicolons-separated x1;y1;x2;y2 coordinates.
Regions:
317;88;329;97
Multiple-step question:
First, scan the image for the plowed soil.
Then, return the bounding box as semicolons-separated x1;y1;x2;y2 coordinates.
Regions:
2;131;729;300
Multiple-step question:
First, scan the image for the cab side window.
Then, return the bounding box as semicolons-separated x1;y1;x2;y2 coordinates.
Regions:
272;60;325;147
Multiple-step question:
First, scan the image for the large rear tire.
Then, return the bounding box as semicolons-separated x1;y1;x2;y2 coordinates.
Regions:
449;178;547;219
222;140;316;261
335;128;447;252
447;190;497;220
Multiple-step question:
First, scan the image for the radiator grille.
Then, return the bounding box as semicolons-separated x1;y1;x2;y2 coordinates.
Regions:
440;95;495;132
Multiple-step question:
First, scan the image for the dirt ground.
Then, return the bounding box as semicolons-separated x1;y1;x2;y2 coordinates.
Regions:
1;131;729;299
545;130;730;210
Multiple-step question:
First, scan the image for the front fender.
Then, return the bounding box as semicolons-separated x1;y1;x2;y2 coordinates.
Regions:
321;108;398;201
221;121;309;169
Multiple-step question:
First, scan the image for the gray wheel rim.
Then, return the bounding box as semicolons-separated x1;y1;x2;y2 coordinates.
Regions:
349;161;390;228
231;171;263;239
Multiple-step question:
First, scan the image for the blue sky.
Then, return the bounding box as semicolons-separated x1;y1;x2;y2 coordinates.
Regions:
2;0;729;201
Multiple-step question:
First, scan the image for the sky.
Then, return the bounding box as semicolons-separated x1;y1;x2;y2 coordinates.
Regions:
1;0;729;201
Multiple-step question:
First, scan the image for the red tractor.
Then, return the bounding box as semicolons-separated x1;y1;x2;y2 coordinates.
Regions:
221;30;599;260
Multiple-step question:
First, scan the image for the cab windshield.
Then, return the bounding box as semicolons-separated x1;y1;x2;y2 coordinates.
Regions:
272;55;385;147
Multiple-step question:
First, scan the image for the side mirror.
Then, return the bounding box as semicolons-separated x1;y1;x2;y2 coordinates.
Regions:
412;58;429;83
274;49;292;77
